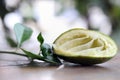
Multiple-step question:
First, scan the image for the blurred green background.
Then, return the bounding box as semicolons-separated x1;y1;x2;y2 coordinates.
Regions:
0;0;120;50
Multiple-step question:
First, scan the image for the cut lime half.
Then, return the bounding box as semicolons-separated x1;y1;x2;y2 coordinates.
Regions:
53;28;117;65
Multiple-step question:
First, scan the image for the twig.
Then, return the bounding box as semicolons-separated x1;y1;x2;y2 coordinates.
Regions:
0;51;27;57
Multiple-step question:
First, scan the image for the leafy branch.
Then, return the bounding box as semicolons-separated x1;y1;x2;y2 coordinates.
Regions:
0;23;61;65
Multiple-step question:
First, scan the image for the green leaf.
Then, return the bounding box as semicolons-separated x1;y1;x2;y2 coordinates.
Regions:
41;43;51;57
14;23;33;47
45;54;62;64
21;48;43;60
21;48;61;64
41;43;61;64
37;33;44;45
37;33;61;64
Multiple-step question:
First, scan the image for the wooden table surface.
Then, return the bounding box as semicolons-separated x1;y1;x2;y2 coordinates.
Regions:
0;52;120;80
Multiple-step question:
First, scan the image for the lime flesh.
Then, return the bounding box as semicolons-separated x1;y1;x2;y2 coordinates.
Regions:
53;28;117;65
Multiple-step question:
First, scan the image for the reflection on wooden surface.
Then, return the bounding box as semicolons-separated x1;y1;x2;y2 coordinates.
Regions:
0;53;120;80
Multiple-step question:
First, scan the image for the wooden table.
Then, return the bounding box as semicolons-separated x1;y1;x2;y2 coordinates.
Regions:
0;53;120;80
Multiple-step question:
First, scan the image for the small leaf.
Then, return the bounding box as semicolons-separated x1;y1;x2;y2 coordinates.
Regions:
41;43;51;57
14;23;33;47
21;49;43;60
41;43;61;64
37;33;44;45
21;48;61;64
46;54;62;64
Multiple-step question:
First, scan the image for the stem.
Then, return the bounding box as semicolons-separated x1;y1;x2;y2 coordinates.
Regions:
0;51;61;65
0;51;28;57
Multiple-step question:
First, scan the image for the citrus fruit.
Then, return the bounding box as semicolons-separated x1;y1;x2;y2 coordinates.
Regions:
53;28;118;65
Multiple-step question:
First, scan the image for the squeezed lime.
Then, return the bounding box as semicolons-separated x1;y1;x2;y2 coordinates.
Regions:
53;28;118;65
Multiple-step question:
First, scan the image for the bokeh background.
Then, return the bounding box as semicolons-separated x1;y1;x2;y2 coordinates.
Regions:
0;0;120;51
